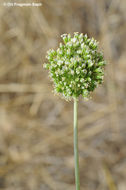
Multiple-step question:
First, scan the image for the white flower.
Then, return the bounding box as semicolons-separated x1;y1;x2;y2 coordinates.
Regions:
64;82;66;85
81;43;85;48
77;50;82;54
62;77;65;81
72;38;77;43
67;42;72;47
67;49;71;55
61;34;67;37
71;70;74;75
76;70;80;74
80;78;84;83
44;32;106;100
65;61;69;65
83;69;87;74
57;60;63;66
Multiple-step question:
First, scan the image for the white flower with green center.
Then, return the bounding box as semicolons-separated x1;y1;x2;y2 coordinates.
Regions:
44;32;106;101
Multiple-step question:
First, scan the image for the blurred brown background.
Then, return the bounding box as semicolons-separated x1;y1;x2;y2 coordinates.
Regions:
0;0;126;190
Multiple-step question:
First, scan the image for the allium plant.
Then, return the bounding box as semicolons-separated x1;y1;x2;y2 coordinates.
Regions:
44;32;106;190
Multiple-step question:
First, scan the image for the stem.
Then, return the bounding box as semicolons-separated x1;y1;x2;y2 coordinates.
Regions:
74;97;80;190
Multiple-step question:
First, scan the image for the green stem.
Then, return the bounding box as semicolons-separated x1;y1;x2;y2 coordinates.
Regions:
74;97;80;190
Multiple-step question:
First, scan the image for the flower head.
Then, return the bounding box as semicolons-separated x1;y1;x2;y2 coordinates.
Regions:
44;33;106;100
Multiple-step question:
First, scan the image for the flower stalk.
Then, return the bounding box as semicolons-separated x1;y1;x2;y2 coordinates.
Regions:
74;97;80;190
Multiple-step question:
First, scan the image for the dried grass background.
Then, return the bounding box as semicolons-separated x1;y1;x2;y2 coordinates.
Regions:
0;0;126;190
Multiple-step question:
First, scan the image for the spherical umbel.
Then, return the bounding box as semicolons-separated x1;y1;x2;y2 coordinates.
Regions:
44;32;106;100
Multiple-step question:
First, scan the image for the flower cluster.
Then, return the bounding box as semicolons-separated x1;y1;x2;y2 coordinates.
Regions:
44;32;106;100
